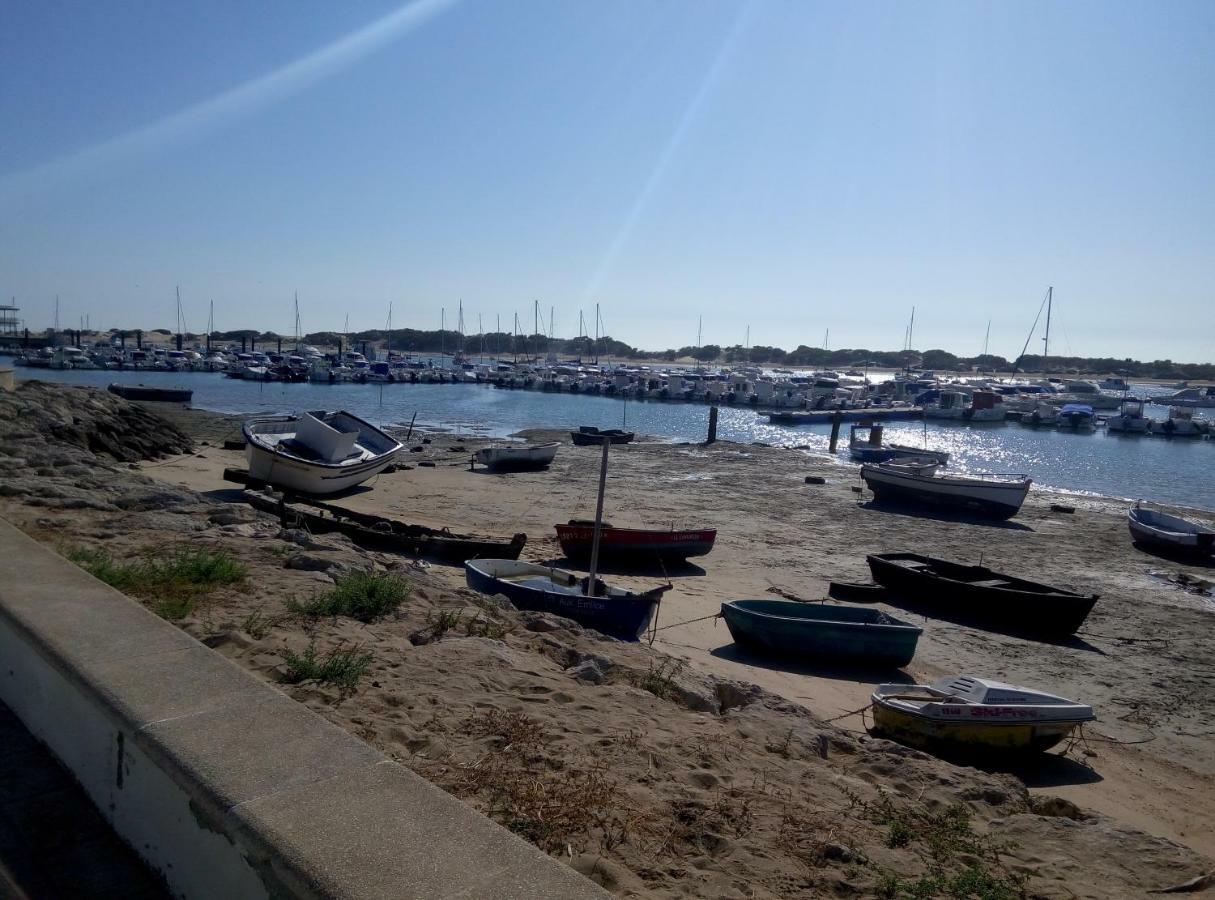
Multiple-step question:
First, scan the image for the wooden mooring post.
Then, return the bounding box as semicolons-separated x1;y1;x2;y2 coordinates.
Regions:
827;411;844;454
706;406;719;444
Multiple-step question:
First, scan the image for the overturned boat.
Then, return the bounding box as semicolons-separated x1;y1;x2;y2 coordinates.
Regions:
243;410;402;495
871;674;1095;756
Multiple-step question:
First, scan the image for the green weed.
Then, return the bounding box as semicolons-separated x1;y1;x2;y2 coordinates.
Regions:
280;641;373;696
291;571;409;622
631;657;686;700
64;545;246;620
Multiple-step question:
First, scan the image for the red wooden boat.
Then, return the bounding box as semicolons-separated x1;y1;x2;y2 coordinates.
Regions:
554;520;716;561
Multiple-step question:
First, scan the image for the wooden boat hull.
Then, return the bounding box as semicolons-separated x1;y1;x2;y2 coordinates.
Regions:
464;559;661;641
570;429;635;446
866;552;1097;636
871;703;1081;755
107;383;193;403
860;465;1030;519
555;523;716;561
243;491;526;564
721;600;920;667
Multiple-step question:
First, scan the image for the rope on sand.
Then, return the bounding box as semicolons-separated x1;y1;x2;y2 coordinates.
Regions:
650;612;722;634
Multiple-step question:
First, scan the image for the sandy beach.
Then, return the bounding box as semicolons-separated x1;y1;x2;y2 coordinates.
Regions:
2;384;1213;897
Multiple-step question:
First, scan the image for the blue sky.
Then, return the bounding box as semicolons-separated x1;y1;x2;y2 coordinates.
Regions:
2;0;1212;360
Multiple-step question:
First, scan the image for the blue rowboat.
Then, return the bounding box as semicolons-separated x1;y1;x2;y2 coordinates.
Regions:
720;600;922;667
464;559;670;641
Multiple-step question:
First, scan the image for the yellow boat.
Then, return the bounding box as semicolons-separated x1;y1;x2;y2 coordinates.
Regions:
871;675;1094;756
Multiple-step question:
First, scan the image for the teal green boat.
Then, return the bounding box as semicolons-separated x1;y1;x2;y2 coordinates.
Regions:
720;600;922;667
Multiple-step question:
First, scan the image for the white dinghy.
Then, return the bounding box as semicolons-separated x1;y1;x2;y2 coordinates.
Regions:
472;442;559;471
243;411;402;495
1128;503;1215;557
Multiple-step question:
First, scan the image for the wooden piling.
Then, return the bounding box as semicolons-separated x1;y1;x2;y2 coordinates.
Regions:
707;406;719;444
828;410;843;453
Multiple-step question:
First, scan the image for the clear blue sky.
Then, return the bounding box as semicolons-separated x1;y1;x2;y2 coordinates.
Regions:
2;0;1212;361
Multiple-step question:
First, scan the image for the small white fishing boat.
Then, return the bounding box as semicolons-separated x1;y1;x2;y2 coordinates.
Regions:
1019;401;1059;427
1105;398;1151;433
1128;504;1215;556
861;464;1031;519
871;674;1095;756
1149;407;1209;437
472;442;559;471
243;411;402;495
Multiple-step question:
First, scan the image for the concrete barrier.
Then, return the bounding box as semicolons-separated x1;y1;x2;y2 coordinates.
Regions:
0;518;607;899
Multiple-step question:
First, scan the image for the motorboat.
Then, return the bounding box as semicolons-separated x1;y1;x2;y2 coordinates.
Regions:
871;674;1095;756
472;442;559;471
1105;398;1151;433
1056;403;1095;431
1150;386;1215;408
1019;402;1059;427
554;521;716;561
1149;407;1209;437
243;410;402;495
847;424;949;465
923;390;969;421
866;552;1098;636
1128;504;1214;557
464;559;668;641
720;600;921;667
860;464;1031;520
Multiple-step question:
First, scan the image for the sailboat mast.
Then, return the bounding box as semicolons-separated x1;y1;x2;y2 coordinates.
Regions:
1043;286;1053;363
983;320;991;357
585;437;611;597
294;291;300;349
594;303;600;365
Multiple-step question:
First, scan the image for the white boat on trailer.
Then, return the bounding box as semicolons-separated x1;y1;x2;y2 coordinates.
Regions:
472;442;559;471
1128;504;1214;557
243;410;402;495
860;463;1031;520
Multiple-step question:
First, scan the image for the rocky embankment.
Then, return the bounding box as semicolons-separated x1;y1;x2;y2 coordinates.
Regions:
0;381;200;512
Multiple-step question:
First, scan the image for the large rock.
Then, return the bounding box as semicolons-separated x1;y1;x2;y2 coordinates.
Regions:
0;382;193;462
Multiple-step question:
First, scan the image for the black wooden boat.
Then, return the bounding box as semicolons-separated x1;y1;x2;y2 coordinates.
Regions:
107;383;193;403
570;427;635;446
866;552;1097;636
243;490;526;564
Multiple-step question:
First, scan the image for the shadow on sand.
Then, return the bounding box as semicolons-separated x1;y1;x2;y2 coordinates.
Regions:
540;555;707;578
709;642;917;684
859;500;1034;532
874;592;1105;654
992;753;1105;787
1132;541;1215;569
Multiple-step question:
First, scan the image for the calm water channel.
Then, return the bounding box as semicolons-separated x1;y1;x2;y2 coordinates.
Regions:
8;361;1214;512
